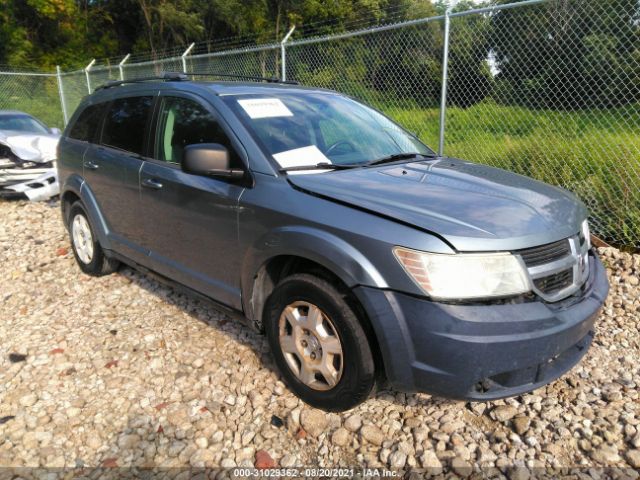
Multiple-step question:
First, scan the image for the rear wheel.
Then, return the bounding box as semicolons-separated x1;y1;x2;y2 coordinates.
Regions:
264;273;375;411
68;201;118;276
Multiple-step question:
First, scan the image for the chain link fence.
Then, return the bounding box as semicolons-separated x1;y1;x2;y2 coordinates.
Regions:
2;0;639;248
0;69;64;128
443;0;640;249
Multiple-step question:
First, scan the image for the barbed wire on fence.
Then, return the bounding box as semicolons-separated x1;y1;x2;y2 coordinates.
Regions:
1;0;638;248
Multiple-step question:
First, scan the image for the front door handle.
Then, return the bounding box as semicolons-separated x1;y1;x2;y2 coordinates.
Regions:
142;178;163;190
83;161;99;170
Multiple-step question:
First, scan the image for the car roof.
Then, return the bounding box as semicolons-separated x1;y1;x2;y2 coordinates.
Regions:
202;81;334;96
87;79;337;102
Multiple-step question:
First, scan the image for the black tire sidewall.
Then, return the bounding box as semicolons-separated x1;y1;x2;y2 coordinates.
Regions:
264;274;375;411
68;202;106;275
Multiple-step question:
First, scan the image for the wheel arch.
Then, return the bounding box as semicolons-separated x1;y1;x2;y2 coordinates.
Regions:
60;174;111;250
241;227;388;379
241;226;387;322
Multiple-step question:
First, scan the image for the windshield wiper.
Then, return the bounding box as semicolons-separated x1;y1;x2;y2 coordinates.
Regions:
279;162;359;173
365;152;435;167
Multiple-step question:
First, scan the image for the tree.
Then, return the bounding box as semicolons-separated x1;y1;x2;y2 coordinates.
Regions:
490;0;640;109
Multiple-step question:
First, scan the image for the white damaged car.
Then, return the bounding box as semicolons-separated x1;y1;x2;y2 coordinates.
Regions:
0;110;60;201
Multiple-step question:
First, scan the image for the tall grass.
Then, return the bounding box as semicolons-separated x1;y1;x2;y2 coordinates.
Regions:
382;101;640;247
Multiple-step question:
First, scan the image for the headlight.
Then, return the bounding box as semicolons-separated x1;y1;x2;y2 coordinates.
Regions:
581;219;591;250
393;247;530;300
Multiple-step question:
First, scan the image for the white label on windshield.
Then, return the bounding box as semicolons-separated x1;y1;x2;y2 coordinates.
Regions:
238;98;293;119
273;145;332;174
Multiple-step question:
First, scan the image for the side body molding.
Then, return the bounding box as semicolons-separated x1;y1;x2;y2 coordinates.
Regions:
241;226;388;321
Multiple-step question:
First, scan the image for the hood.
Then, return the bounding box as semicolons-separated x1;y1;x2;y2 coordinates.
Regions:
288;158;587;251
0;130;60;163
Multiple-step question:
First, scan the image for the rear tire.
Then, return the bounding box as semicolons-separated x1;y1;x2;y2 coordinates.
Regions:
68;201;118;276
264;273;375;411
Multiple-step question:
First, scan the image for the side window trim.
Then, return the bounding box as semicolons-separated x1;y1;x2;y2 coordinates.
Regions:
142;92;161;160
144;94;180;169
91;102;108;145
96;99;113;146
152;96;181;165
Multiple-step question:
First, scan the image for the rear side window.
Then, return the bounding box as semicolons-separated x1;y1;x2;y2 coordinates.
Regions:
68;103;107;142
101;96;153;155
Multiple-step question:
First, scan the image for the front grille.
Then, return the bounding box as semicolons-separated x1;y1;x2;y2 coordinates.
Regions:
518;239;571;267
533;269;573;295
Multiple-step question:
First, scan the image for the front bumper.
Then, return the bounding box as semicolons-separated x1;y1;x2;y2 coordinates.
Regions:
353;250;609;400
0;168;59;201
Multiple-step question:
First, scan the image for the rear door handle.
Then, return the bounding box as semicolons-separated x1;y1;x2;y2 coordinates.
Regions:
142;178;163;190
83;161;99;170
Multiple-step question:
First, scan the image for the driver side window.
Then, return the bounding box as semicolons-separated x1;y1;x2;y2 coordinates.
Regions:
155;96;240;166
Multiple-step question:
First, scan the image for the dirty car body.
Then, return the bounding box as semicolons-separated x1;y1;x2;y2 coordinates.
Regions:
0;111;60;201
57;78;609;410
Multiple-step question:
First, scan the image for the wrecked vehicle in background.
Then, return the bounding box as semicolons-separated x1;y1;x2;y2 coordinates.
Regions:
0;110;60;201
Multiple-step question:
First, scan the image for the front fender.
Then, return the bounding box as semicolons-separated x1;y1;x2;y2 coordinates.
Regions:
241;226;388;320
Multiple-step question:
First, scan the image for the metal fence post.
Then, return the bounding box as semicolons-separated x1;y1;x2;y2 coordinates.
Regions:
84;59;96;93
438;7;452;157
56;65;69;126
118;53;131;80
280;25;296;81
182;43;195;73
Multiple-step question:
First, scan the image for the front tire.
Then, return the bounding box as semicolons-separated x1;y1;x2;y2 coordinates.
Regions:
67;201;118;276
264;273;375;411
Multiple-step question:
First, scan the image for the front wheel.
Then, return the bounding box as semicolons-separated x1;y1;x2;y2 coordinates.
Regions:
264;273;376;411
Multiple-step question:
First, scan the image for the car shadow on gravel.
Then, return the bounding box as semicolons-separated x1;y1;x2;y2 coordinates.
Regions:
114;264;452;410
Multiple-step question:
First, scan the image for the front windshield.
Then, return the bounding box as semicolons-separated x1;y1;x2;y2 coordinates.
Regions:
224;92;433;171
0;114;49;134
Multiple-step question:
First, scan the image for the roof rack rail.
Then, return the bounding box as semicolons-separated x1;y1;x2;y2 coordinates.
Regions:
96;72;188;90
184;72;299;85
96;71;299;91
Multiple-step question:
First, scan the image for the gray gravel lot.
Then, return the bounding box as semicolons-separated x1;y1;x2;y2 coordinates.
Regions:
1;199;639;472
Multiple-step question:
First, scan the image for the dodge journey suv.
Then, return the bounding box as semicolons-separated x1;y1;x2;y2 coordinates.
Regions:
58;73;609;411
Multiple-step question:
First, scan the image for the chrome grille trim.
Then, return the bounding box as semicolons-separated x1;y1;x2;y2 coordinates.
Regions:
516;233;590;302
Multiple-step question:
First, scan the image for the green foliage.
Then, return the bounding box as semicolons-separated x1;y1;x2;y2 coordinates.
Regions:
0;0;409;67
491;0;640;109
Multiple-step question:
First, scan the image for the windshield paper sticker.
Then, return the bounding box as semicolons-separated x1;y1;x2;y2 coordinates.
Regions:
272;145;332;174
238;98;293;119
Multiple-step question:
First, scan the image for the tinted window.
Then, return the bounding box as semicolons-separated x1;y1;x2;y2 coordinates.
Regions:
101;96;153;155
155;96;240;166
68;103;107;142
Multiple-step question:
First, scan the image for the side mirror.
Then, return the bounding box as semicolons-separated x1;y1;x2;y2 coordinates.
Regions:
182;143;244;179
50;127;61;135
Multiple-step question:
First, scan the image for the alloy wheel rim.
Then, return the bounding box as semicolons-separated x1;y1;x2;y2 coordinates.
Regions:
278;300;344;391
71;214;94;264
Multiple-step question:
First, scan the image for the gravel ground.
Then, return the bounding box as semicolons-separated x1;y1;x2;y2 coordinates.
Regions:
1;199;639;473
